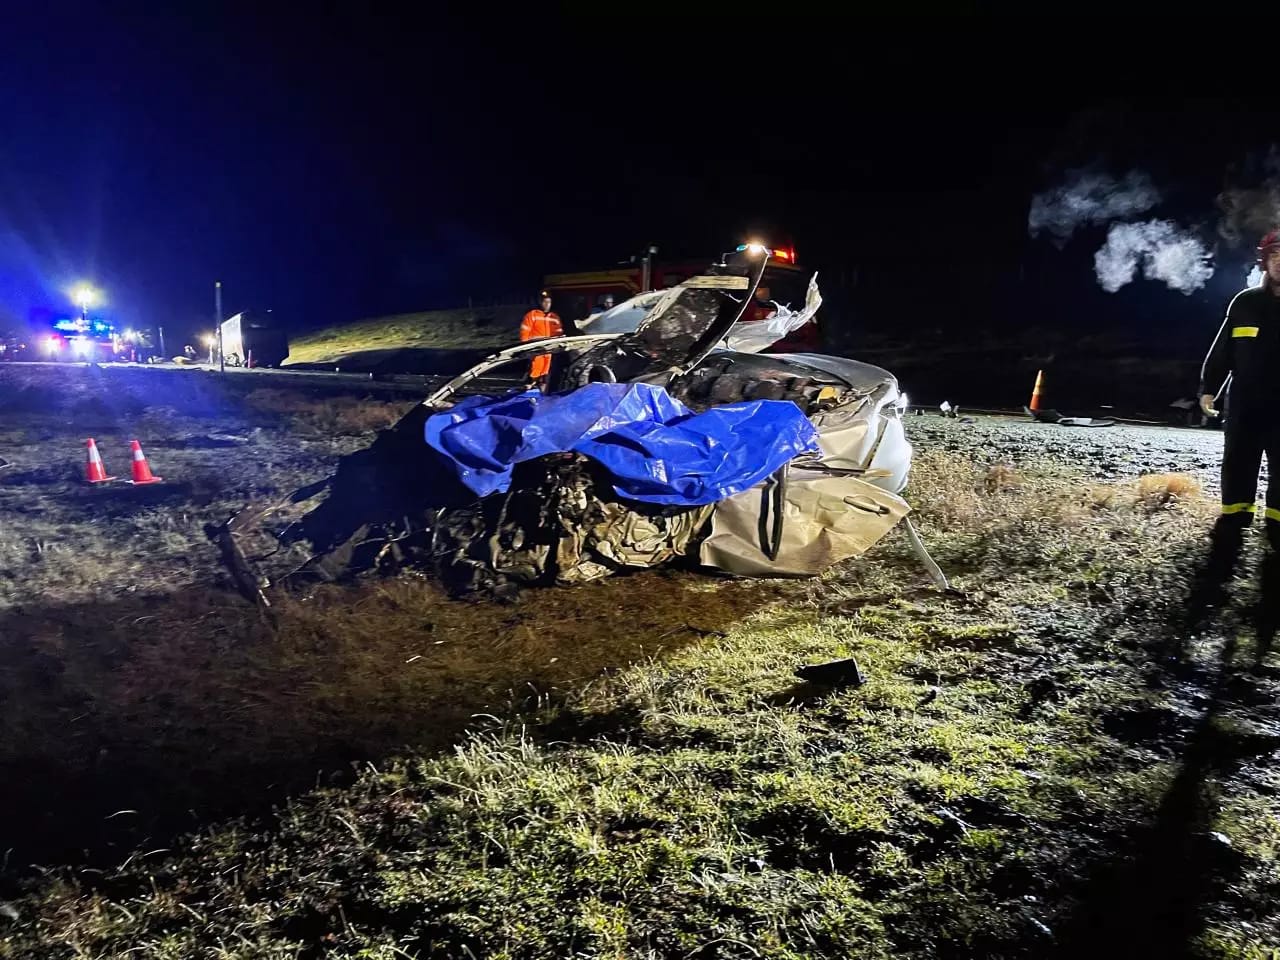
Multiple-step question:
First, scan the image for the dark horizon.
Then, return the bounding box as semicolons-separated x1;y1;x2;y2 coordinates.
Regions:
0;12;1274;350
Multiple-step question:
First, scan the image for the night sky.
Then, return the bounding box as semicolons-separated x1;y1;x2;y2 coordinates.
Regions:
0;11;1272;351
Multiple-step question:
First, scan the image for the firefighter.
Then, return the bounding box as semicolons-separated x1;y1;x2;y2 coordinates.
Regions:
519;289;563;388
1200;229;1280;545
590;293;615;317
574;293;614;331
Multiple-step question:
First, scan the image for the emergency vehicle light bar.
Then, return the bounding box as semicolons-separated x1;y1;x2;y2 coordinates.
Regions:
735;243;797;263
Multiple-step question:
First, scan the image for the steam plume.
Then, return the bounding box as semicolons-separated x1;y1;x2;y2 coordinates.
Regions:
1029;170;1161;244
1094;220;1214;295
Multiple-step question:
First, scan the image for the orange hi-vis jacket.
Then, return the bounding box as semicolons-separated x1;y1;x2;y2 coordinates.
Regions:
519;308;563;379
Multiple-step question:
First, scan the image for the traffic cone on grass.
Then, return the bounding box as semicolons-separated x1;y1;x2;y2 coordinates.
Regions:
1028;369;1045;412
127;440;163;485
84;438;116;484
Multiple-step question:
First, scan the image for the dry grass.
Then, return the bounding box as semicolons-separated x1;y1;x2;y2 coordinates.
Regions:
0;415;343;609
284;306;524;364
912;454;1213;535
982;462;1020;494
910;453;1098;537
242;388;413;435
1136;471;1203;509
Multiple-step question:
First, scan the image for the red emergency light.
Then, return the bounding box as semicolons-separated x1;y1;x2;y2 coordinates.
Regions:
735;242;797;264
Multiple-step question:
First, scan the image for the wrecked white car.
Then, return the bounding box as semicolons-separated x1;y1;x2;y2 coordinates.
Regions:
222;250;940;602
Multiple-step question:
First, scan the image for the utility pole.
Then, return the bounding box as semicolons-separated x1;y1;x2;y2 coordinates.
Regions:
215;281;225;374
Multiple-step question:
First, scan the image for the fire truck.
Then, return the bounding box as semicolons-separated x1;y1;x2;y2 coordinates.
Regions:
40;316;144;362
542;243;820;352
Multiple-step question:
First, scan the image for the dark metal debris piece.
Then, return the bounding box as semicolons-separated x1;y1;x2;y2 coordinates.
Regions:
795;657;865;687
214;514;272;609
1025;406;1115;428
1057;417;1116;428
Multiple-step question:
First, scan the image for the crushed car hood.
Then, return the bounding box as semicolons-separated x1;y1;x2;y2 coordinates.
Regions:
581;270;822;358
564;264;765;387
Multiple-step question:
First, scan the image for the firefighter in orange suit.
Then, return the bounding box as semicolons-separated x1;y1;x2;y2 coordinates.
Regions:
519;290;563;387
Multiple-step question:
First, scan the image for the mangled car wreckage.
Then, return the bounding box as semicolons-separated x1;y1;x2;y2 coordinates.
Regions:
223;249;945;603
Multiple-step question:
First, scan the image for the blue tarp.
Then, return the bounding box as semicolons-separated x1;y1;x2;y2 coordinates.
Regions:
424;383;819;506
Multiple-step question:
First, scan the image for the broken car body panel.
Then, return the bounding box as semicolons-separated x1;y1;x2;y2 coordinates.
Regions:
700;472;909;577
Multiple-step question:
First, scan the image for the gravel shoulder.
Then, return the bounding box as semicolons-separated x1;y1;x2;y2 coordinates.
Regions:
909;414;1226;493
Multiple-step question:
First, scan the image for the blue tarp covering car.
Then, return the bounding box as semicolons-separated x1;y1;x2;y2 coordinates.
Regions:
423;382;819;506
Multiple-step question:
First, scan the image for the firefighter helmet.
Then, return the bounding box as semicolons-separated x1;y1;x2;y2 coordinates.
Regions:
1258;230;1280;264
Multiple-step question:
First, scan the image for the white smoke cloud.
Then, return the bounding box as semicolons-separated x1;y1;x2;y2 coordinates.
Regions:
1093;220;1214;295
1029;169;1162;244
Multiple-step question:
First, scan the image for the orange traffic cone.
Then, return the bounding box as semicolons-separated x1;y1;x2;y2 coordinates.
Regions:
1028;369;1045;412
84;438;116;484
127;440;163;485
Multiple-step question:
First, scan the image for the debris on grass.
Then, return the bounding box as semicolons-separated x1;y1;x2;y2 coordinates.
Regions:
795;656;866;687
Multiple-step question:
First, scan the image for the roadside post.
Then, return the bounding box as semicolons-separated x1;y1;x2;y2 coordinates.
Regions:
215;280;225;374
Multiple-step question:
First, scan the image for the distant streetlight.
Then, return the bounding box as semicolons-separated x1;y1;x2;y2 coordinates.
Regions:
69;283;101;326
